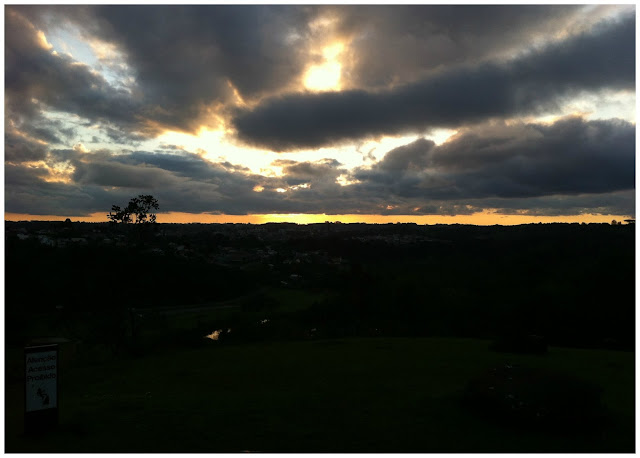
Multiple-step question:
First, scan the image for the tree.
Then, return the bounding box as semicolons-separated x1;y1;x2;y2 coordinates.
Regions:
108;195;159;224
105;195;160;353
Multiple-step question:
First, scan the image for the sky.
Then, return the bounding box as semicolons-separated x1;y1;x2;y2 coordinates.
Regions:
4;4;636;224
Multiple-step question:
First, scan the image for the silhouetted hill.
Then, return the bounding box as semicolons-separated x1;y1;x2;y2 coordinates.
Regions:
5;221;634;350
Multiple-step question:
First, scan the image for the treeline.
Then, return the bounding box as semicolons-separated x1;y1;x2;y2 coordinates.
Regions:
5;223;635;351
295;224;635;349
5;240;259;312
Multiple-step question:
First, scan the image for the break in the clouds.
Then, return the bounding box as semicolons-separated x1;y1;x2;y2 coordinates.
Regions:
4;5;636;220
232;14;635;151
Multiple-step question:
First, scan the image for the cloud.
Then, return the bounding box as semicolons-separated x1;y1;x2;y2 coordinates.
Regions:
6;119;634;218
376;138;436;173
7;5;633;152
276;158;344;181
6;146;349;216
5;8;146;152
4;6;635;220
232;15;635;151
352;117;635;203
5;129;49;163
329;5;601;90
6;5;326;145
114;151;230;181
24;5;321;133
100;126;148;146
5;162;124;216
5;163;50;186
469;191;635;217
72;161;181;189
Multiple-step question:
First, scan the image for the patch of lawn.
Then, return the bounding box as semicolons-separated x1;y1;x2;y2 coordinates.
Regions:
266;286;327;313
6;337;634;452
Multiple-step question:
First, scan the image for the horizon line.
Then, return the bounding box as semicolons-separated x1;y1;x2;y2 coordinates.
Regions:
4;211;634;226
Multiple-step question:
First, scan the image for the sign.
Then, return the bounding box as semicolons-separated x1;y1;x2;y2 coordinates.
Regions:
25;344;59;433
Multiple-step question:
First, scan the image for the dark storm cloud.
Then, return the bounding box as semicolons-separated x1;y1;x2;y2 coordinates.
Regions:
26;126;61;145
352;117;635;202
5;178;138;217
329;5;593;89
5;5;635;220
5;164;50;186
6;151;223;215
7;125;634;218
377;139;436;173
384;190;636;218
232;15;635;151
25;116;78;144
5;159;134;216
6;5;323;145
47;148;82;163
59;149;252;192
5;8;145;154
96;5;316;94
16;5;320;134
5;130;49;163
7;147;350;216
6;112;78;160
275;158;344;179
471;191;636;217
7;5;633;152
72;161;180;189
101;127;148;146
113;151;246;182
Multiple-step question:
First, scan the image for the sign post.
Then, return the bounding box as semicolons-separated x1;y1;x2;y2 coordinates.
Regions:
24;344;59;434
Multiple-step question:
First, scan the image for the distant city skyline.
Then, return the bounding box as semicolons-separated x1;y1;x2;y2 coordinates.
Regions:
5;5;635;224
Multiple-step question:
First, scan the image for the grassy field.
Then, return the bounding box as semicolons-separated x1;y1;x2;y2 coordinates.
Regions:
6;337;634;453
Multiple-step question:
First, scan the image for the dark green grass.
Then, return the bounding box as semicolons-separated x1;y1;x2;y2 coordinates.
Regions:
6;337;634;453
266;286;328;313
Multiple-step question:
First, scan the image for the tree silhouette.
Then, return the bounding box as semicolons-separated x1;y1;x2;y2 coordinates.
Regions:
108;195;159;224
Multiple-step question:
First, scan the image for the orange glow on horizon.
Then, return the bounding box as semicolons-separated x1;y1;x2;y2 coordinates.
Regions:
5;211;633;226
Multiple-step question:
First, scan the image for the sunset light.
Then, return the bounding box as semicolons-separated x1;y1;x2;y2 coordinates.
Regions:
4;4;634;226
5;211;632;227
304;42;345;92
304;61;342;92
5;7;634;453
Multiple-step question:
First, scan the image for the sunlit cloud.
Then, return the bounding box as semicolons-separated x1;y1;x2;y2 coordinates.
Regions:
154;128;275;175
36;30;53;50
5;5;635;222
73;143;90;153
290;183;310;191
304;61;342;92
304;43;345;92
43;163;75;184
336;174;361;187
517;89;636;126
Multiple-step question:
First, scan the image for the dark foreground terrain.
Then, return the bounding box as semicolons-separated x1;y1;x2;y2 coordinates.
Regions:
5;221;635;452
6;337;635;453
